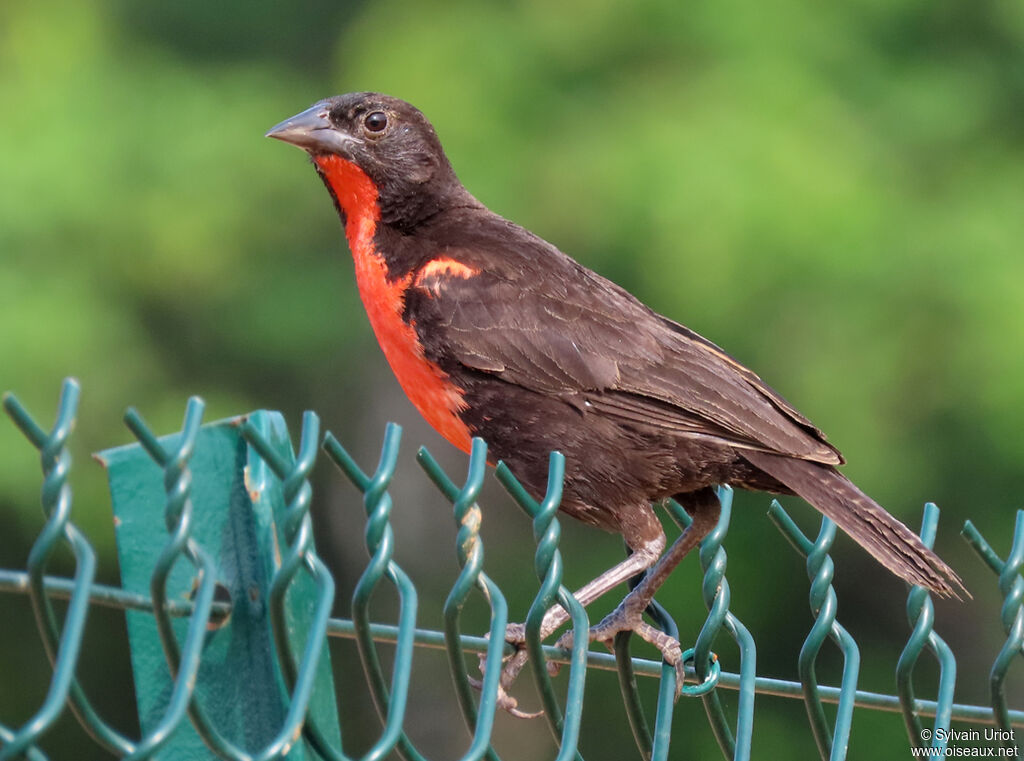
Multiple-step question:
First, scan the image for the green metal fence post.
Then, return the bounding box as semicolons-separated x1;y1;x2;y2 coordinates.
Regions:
99;409;341;759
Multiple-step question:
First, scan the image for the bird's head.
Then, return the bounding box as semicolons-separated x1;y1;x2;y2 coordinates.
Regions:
267;93;470;231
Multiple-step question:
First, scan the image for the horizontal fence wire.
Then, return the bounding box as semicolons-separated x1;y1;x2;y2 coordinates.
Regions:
0;379;1021;761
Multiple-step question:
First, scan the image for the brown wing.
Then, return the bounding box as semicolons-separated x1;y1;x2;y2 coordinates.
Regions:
407;218;841;465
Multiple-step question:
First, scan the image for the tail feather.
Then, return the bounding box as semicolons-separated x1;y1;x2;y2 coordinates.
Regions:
742;450;967;599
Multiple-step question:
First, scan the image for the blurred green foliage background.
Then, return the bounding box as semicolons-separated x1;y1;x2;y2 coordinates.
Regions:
1;0;1023;758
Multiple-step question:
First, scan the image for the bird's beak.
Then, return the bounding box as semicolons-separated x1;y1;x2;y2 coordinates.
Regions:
265;103;358;155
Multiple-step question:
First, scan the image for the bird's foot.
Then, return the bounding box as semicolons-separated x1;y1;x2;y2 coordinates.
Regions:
552;601;688;700
470;622;544;719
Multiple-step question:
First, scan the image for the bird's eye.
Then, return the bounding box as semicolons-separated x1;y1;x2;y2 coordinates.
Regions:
364;111;388;133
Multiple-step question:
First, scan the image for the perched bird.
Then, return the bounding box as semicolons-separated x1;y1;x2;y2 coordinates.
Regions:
267;93;965;693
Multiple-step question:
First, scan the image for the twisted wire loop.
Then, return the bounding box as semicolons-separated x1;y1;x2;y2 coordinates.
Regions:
495;456;589;761
237;411;341;761
661;486;756;761
120;399;226;760
962;510;1024;753
768;504;860;761
416;440;507;761
0;379;96;761
611;595;681;761
322;424;423;761
896;503;956;754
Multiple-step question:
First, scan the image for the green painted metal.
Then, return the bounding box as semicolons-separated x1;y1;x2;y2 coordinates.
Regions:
768;503;860;761
99;406;341;760
322;425;424;761
605;560;681;761
416;441;509;761
665;487;756;760
494;457;590;761
238;411;342;761
0;380;96;761
2;379;1024;761
962;510;1024;754
636;602;680;761
896;503;957;754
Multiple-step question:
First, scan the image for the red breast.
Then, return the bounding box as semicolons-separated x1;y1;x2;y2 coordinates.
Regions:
313;154;474;453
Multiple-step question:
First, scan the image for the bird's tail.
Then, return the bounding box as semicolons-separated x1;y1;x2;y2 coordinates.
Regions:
741;450;967;599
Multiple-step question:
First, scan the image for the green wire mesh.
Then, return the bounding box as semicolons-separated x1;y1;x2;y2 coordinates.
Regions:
1;379;1022;760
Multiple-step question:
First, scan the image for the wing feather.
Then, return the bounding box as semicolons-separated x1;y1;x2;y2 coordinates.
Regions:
407;217;841;465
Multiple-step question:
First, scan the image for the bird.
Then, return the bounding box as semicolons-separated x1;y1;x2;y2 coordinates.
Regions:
266;92;965;699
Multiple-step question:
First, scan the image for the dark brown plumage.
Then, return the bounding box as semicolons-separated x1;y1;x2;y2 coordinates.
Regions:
267;93;965;686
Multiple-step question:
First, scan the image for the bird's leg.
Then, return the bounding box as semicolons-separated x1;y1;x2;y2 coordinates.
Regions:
503;530;666;644
555;487;721;697
485;505;666;717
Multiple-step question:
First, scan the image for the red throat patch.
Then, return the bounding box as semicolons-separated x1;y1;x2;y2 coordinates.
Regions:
313;154;473;453
313;154;379;250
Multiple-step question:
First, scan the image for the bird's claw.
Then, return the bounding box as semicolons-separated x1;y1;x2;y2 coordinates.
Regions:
503;622;527;643
496;687;544;720
468;666;544;719
557;603;690;701
671;658;687;701
476;611;689;711
470;625;545;719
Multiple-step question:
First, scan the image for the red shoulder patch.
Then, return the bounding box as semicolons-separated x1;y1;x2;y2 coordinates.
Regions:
414;257;479;297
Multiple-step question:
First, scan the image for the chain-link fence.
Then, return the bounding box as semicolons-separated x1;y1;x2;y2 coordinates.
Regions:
1;379;1021;760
